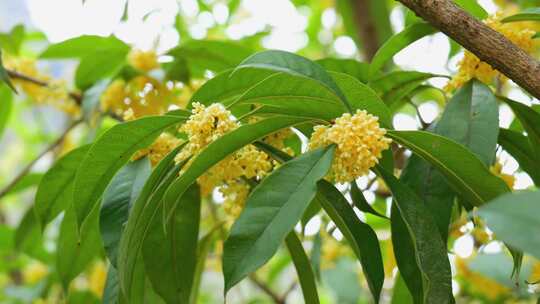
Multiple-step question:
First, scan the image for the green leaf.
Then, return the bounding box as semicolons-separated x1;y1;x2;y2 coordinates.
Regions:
117;145;185;299
370;71;442;94
162;116;312;222
399;79;499;241
168;40;252;76
316;180;384;303
501;97;540;161
377;166;453;304
82;80;111;122
322;258;362;304
330;72;392;128
0;25;26;55
390;204;423;304
57;205;102;289
14;207;48;261
0;50;16;93
235;50;353;112
387;130;510;207
498;128;540;185
190;68;276;106
35;145;90;229
223;145;334;292
73;115;185;229
190;227;220;304
437;80;499;165
477;190;540;259
164;57;190;83
350;180;386;218
233;72;345;120
5;173;43;197
391;273;415;304
40;35;129;59
228;71;392;126
0;84;13;138
285;233;320;304
316;58;370;83
100;158;151;266
502;7;540;22
142;183;200;304
453;0;488;19
103;267;120;304
75;49;128;89
369;23;437;79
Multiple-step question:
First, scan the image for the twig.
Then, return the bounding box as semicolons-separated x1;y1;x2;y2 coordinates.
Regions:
249;274;285;304
407;99;429;129
6;69;83;104
281;281;297;301
397;0;540;99
0;119;82;200
351;0;380;60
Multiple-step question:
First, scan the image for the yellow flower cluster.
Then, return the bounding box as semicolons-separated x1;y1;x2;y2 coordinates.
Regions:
133;133;183;166
221;179;250;218
88;261;107;298
22;261;48;284
445;12;536;91
490;161;515;189
175;102;272;211
100;76;174;119
308;110;391;183
321;235;350;269
128;49;159;72
4;57;80;116
456;257;510;300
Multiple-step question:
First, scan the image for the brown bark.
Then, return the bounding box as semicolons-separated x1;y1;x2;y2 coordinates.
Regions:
351;0;380;61
397;0;540;100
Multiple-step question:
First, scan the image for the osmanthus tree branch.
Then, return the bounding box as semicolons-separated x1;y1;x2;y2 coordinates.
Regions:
352;0;380;61
0;119;82;201
397;0;540;100
6;69;83;104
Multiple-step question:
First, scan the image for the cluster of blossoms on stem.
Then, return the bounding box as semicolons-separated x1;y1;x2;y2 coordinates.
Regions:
455;257;510;301
308;110;392;183
127;49;160;72
445;12;537;91
174;102;272;218
100;76;179;119
132;133;183;166
3;56;80;116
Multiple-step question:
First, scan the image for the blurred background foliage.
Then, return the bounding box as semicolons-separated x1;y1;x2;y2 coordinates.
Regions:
0;0;539;303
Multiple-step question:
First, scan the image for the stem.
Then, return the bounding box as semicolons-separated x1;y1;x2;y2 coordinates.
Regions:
397;0;540;99
6;69;83;104
351;0;380;61
0;119;82;201
249;274;286;304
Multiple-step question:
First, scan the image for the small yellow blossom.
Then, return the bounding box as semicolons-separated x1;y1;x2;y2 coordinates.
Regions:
128;49;159;72
133;133;183;166
175;102;271;197
445;12;536;91
100;76;175;119
490;161;515;189
308;110;391;183
456;257;510;300
471;227;491;245
530;262;540;283
88;261;107;298
22;261;48;284
321;234;350;269
4;57;79;116
221;179;250;219
263;128;294;150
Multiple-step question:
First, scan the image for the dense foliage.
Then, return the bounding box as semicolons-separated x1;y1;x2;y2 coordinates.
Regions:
1;0;540;303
